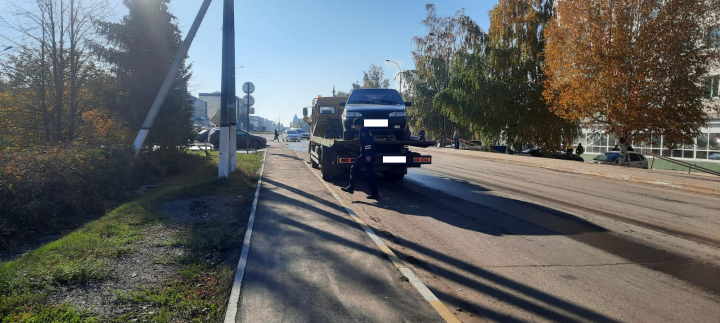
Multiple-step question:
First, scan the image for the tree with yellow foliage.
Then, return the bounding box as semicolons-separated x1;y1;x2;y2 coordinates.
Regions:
543;0;720;165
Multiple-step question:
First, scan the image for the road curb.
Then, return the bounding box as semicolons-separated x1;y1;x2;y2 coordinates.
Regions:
436;150;720;197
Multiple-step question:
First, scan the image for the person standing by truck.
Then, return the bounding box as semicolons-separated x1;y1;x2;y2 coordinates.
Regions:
419;128;426;141
342;118;379;199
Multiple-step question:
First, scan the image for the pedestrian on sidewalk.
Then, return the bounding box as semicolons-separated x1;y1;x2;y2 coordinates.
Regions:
419;128;426;141
576;143;585;155
566;142;574;155
273;129;279;142
612;145;620;151
453;127;459;150
342;118;379;200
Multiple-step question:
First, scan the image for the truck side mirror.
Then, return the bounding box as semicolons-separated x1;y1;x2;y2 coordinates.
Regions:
404;101;412;107
339;102;346;106
303;107;308;117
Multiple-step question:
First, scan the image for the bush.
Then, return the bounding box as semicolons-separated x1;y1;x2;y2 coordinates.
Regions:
0;145;136;250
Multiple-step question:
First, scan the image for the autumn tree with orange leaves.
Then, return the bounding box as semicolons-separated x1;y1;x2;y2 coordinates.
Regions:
543;0;720;165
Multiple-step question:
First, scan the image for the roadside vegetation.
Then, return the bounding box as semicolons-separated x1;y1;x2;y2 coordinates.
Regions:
1;151;263;322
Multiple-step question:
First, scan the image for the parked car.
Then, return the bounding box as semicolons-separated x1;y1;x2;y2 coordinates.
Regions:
517;147;542;157
588;151;648;169
208;128;267;150
295;128;310;140
195;128;211;142
550;151;584;162
710;152;720;160
282;129;301;142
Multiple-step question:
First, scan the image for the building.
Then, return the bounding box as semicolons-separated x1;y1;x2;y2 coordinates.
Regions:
199;92;246;128
188;95;211;127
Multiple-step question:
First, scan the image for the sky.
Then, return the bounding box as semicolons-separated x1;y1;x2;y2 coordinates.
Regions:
167;0;497;126
0;0;498;126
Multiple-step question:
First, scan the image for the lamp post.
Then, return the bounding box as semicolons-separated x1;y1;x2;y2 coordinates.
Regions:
429;32;452;149
385;59;403;96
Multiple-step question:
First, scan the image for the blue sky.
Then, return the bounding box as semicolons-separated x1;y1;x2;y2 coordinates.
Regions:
168;0;497;125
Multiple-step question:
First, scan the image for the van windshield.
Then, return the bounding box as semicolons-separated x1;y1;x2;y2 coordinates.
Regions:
348;89;403;105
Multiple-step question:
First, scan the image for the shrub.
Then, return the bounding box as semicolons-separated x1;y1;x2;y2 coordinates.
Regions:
0;144;136;250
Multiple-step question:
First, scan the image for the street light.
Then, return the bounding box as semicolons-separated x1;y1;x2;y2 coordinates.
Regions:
385;59;403;96
429;32;452;148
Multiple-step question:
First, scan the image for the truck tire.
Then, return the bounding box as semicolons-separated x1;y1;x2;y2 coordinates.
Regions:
309;142;319;169
320;146;335;181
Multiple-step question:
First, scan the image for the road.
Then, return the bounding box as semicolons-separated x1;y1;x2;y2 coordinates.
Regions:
270;137;720;322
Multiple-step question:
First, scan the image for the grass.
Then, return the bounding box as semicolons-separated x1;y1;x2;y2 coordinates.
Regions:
0;151;263;322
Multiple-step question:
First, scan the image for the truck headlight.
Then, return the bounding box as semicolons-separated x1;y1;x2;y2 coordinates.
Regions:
389;111;406;117
345;112;362;118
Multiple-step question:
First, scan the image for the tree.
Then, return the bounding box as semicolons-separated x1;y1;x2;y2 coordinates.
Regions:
408;4;476;142
361;64;390;89
543;0;720;165
335;90;351;97
0;0;112;143
94;0;194;149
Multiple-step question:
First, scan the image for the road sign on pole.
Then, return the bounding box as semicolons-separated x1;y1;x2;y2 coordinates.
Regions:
243;95;255;107
242;82;255;95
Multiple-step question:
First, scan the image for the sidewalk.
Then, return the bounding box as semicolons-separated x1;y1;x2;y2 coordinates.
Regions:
231;146;443;322
422;148;720;196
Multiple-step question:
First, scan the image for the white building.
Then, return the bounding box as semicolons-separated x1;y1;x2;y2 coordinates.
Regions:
188;95;211;127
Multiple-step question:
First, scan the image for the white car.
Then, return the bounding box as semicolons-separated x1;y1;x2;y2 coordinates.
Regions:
282;129;301;142
588;151;649;169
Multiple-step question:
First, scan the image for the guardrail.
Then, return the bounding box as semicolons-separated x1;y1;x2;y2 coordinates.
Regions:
645;152;720;177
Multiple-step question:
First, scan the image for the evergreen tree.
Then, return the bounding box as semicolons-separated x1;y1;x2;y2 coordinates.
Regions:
94;0;194;149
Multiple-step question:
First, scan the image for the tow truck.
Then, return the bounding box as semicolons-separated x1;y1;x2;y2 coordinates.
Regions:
303;90;435;181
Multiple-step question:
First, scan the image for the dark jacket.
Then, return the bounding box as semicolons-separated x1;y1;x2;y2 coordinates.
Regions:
358;127;376;160
576;145;585;155
419;130;426;136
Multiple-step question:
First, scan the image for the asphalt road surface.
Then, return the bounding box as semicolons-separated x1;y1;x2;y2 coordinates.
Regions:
275;137;720;323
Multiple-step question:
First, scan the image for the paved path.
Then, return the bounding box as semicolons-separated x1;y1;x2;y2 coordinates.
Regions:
233;143;444;322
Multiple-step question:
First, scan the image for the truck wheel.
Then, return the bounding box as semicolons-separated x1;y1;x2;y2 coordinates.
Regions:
309;143;320;169
320;146;335;181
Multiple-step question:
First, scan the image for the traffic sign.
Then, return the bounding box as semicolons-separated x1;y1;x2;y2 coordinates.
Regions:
242;82;255;94
241;107;255;114
243;95;255;107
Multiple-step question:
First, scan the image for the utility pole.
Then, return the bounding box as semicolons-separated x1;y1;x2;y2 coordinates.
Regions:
332;86;336;97
218;0;234;177
228;1;237;172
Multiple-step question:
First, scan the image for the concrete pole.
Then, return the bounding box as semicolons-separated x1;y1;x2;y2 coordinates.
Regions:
228;0;237;172
132;0;213;157
218;0;233;177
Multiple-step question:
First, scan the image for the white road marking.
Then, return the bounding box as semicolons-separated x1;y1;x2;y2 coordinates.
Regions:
224;149;268;323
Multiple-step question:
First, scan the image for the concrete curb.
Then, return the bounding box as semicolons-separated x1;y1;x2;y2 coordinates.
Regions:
437;150;720;197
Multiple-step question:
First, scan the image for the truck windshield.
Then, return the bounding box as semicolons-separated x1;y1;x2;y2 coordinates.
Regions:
348;89;403;105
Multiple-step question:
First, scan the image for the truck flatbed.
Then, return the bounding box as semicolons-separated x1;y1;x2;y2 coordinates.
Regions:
311;136;436;149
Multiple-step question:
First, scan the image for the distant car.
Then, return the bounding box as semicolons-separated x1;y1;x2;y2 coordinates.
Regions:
517;147;542;157
295;128;310;140
282;129;301;142
195;129;211;142
208;128;267;150
550;151;584;162
410;135;420;141
710;152;720;160
588;151;648;169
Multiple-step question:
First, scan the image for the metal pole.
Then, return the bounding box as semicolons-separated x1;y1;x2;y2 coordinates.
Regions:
386;59;402;96
246;102;250;153
132;0;213;157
